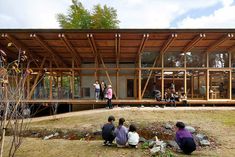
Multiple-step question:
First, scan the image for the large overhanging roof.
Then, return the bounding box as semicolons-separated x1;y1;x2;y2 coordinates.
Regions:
0;29;235;67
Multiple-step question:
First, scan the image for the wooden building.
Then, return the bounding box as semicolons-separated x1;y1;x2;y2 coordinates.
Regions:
1;29;235;108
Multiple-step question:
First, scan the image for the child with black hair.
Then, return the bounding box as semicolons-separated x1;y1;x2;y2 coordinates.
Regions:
175;122;196;154
127;124;139;148
114;118;128;147
102;115;115;146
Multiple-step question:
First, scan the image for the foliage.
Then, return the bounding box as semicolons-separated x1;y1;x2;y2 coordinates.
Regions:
56;0;119;29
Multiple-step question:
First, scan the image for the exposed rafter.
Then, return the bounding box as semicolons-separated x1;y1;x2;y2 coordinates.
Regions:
30;33;67;68
160;33;177;55
2;33;40;67
88;33;117;98
59;33;81;67
183;33;206;53
135;34;149;62
87;34;98;61
206;33;234;53
115;33;121;66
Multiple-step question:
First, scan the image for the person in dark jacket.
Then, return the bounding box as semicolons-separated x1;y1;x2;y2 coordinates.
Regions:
175;122;196;154
102;115;115;146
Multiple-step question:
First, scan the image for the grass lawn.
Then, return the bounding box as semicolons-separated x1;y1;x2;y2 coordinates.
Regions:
3;108;235;157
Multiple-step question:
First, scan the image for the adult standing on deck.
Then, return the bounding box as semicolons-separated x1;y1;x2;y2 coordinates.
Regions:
93;80;100;102
100;80;107;100
106;85;113;109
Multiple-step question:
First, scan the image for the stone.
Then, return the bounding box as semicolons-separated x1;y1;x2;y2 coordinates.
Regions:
166;140;180;149
185;126;196;133
196;133;208;141
148;140;156;148
200;139;210;146
164;123;173;129
139;137;147;142
150;146;161;155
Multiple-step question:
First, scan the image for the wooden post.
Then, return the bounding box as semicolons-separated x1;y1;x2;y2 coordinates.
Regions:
207;70;209;100
184;70;187;95
229;52;232;100
161;53;164;99
161;69;164;99
229;70;232;100
28;57;46;99
72;59;75;99
138;53;141;100
184;52;187;95
49;60;53;100
206;52;209;100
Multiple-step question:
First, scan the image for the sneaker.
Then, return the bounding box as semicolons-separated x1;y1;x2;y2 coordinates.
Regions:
107;142;112;146
103;141;108;146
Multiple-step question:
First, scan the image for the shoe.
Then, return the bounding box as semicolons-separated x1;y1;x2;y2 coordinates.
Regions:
103;141;108;146
107;142;112;146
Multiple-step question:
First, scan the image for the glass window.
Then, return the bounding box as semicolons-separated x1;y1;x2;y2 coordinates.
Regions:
164;52;184;67
186;52;206;67
209;52;229;68
141;52;161;67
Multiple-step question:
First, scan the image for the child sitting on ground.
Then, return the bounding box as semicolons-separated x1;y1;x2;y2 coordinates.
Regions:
127;124;139;148
102;115;115;146
114;118;128;147
175;122;196;154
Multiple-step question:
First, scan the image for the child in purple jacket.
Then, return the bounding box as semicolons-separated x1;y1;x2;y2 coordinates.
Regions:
114;118;128;147
175;122;196;154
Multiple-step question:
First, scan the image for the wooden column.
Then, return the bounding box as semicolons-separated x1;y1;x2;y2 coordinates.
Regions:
184;70;187;95
229;52;232;100
206;52;209;100
27;76;30;98
191;75;194;98
161;53;164;99
71;59;75;99
229;70;232;100
49;60;53;100
161;69;164;99
184;52;187;94
138;53;141;100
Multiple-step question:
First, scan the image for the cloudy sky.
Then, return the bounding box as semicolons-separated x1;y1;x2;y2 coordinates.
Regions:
0;0;235;28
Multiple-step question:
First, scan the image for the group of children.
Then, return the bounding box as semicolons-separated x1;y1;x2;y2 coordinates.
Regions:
102;116;139;148
102;116;196;155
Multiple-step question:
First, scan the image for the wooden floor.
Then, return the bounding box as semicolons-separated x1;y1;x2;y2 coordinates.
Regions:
11;99;235;105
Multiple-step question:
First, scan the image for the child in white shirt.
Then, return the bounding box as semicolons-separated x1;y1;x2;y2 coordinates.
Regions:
128;124;139;148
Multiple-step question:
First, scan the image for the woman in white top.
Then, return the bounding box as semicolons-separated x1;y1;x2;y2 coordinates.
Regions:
128;124;139;148
93;80;100;101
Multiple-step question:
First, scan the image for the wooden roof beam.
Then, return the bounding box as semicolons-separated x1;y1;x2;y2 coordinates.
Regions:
160;33;177;55
59;33;81;67
206;33;234;53
115;34;121;66
87;34;98;61
183;33;206;53
135;34;149;62
2;33;40;67
30;33;67;68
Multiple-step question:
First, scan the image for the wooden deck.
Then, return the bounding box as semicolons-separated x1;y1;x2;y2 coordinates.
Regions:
10;99;235;105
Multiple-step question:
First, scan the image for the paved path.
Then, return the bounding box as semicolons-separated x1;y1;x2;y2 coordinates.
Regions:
30;107;235;122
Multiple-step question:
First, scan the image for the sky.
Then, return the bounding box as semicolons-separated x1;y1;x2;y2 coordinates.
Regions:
0;0;235;28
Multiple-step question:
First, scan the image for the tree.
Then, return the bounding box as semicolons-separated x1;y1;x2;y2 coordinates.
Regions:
56;0;119;29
